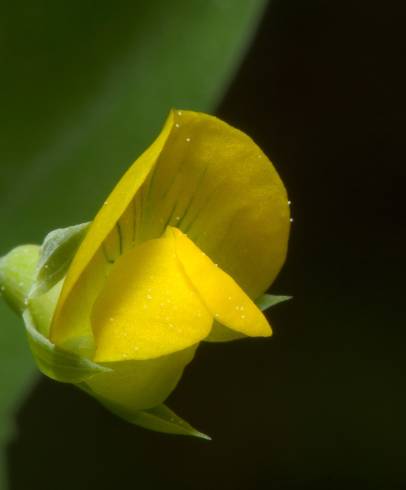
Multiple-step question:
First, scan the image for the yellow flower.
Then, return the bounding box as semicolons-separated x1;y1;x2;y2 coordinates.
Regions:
0;110;290;437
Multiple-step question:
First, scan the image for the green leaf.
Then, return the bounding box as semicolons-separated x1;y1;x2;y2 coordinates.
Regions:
255;294;293;311
30;222;89;298
23;309;111;383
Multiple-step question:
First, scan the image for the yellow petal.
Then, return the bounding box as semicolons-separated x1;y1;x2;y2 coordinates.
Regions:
50;112;174;344
85;345;197;411
91;237;212;362
140;111;290;299
204;321;245;342
51;110;289;346
167;227;271;338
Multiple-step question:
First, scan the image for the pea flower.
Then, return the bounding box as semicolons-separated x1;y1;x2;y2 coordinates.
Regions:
0;111;290;438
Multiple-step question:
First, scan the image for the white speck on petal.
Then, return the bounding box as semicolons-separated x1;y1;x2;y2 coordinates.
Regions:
177;110;183;116
290;218;294;223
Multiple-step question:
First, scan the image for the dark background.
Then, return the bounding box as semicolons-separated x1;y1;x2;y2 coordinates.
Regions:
7;1;406;489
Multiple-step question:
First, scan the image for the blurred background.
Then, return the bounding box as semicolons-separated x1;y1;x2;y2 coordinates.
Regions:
1;1;405;489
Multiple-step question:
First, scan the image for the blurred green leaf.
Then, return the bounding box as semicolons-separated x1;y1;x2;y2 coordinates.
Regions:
0;0;268;485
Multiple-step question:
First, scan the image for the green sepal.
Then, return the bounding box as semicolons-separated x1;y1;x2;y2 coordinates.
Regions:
30;222;89;298
0;245;40;313
23;309;111;383
255;294;292;311
80;384;210;439
123;404;211;440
